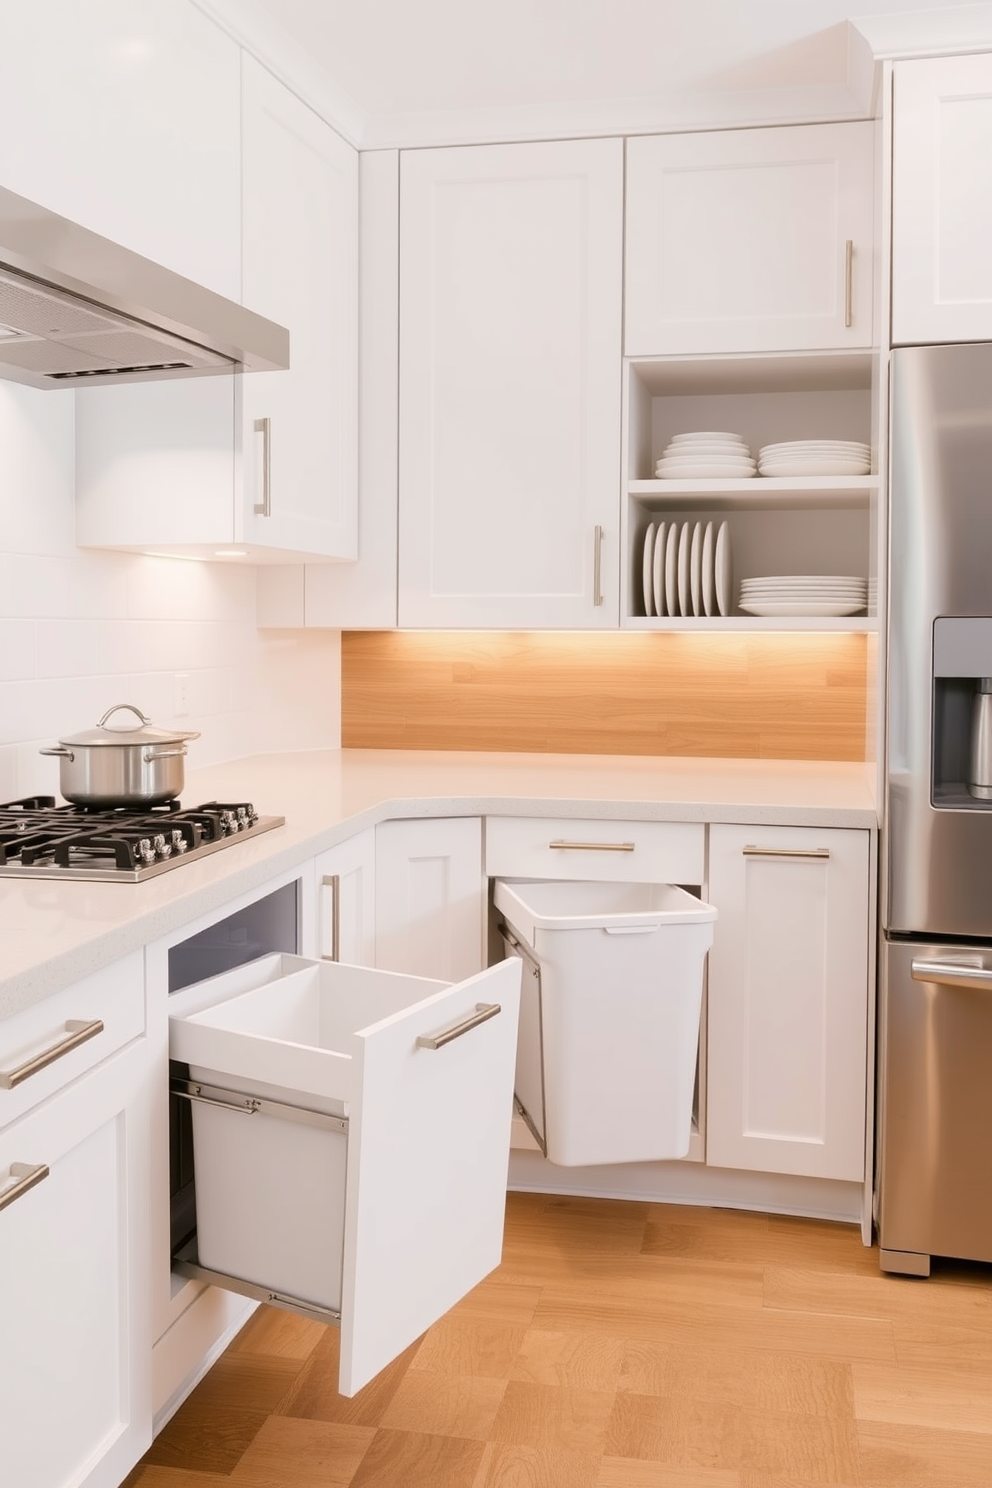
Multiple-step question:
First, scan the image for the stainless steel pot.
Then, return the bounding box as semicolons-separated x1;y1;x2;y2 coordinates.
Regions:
40;704;200;807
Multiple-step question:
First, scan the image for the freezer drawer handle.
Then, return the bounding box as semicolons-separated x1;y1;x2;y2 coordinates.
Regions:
0;1018;104;1089
417;1002;501;1050
742;846;830;860
0;1162;49;1213
911;958;992;990
547;839;635;853
171;1079;348;1134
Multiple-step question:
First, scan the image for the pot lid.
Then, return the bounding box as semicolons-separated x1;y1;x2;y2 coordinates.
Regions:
58;703;200;747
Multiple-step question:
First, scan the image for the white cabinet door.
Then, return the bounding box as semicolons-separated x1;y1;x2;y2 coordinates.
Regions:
706;823;869;1181
0;1040;151;1488
315;829;376;966
399;138;623;628
0;0;241;299
240;56;359;560
892;55;992;345
625;123;874;355
75;60;359;564
375;818;485;980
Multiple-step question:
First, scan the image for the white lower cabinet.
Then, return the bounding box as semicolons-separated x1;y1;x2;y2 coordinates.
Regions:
315;828;376;966
0;1038;151;1488
705;823;870;1181
375;817;485;980
168;950;521;1396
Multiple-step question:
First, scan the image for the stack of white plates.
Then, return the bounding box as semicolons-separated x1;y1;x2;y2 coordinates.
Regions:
641;518;734;617
738;575;868;617
655;432;755;481
756;440;871;477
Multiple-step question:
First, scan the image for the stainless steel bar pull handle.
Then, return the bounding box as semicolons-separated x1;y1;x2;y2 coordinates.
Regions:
0;1019;104;1089
844;240;854;328
593;526;604;607
548;839;635;853
254;416;271;516
321;874;341;962
742;846;830;860
0;1162;50;1213
417;1002;501;1050
911;958;992;990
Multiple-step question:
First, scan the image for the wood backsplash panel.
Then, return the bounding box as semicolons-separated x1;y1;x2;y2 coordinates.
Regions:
341;631;868;760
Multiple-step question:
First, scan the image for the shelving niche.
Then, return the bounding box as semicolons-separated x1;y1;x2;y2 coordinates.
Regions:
622;353;878;631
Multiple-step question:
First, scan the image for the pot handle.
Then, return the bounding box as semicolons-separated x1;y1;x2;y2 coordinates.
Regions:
98;703;150;731
143;744;188;762
39;746;75;760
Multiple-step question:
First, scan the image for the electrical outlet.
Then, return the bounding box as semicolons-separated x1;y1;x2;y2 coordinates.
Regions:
174;673;190;716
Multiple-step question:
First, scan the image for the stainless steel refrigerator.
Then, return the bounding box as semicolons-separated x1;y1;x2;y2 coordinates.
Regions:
879;341;992;1275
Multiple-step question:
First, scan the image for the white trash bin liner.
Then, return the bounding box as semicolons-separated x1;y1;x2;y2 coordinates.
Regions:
494;878;717;1167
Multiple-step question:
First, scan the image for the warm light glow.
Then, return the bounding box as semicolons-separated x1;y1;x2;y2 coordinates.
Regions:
214;549;250;558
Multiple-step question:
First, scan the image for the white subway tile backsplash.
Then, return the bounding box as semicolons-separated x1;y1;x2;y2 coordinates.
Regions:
0;620;39;680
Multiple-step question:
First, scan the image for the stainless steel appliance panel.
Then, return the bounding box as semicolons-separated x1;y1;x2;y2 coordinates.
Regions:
878;937;992;1270
886;343;992;936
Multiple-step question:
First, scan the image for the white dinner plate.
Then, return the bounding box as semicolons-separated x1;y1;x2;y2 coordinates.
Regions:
653;521;667;616
668;431;747;445
665;523;680;616
641;523;655;616
757;458;870;477
689;521;702;617
741;574;865;586
677;521;691;617
660;443;752;459
738;600;866;617
758;441;870;454
701;521;715;617
656;460;757;480
715;521;731;617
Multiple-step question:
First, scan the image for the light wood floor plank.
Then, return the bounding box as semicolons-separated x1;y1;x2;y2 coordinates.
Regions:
346;1428;487;1487
476;1442;603;1487
379;1370;509;1440
410;1316;528;1379
511;1329;626;1391
229;1417;375;1486
604;1393;745;1471
597;1460;740;1487
490;1381;617;1453
857;1420;992;1487
852;1360;992;1435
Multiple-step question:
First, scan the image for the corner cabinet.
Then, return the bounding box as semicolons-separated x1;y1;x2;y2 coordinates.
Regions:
397;138;623;628
375;818;486;981
625;122;874;356
75;60;358;564
891;54;992;345
705;823;870;1182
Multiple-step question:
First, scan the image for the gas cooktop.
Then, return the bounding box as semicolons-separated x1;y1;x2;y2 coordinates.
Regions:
0;796;285;882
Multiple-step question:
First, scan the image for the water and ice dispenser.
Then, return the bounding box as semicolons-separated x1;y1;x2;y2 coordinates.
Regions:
931;619;992;805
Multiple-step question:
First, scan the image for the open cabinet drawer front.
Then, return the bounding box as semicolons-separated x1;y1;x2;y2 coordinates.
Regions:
168;953;522;1397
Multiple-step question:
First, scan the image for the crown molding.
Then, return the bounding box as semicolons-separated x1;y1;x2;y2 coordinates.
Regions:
189;0;367;145
360;82;876;152
852;2;992;60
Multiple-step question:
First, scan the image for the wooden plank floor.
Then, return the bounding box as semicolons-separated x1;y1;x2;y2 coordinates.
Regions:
125;1194;992;1487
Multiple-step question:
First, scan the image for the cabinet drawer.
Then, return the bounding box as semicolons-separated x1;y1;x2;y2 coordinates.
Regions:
0;952;145;1129
169;952;521;1396
484;816;704;883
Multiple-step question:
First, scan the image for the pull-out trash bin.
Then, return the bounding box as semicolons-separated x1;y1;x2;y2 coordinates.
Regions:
494;878;716;1167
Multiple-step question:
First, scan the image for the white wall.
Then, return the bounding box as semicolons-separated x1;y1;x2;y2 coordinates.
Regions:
0;380;340;802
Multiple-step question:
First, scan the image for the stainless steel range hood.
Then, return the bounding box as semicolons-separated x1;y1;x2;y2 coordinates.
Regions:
0;185;289;389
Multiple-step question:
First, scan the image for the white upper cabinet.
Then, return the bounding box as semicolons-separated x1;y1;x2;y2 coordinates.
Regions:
240;57;359;560
76;57;359;563
891;54;992;345
625;123;875;356
398;138;623;628
0;0;241;299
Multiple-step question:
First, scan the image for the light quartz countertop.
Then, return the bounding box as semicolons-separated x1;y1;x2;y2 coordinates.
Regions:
0;748;877;1020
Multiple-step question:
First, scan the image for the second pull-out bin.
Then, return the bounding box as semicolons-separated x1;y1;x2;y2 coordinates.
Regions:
494;879;716;1167
169;952;521;1396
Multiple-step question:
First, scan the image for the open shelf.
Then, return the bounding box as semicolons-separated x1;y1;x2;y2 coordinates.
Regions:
625;615;877;633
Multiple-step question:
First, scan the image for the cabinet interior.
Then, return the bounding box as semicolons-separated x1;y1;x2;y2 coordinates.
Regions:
623;353;877;629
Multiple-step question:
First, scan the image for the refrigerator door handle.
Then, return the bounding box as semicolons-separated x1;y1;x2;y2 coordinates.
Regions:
911;957;992;990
